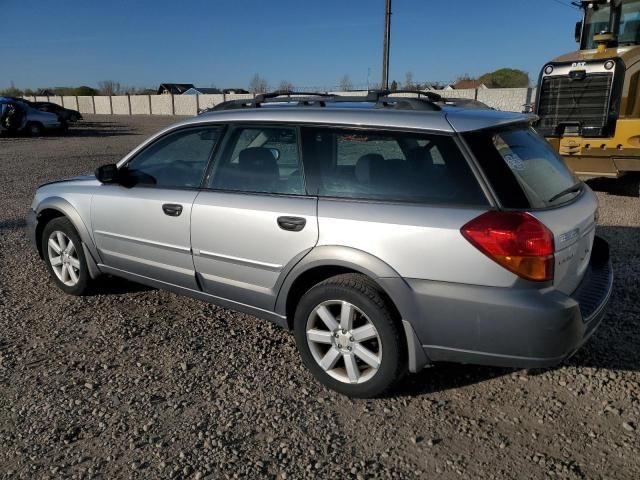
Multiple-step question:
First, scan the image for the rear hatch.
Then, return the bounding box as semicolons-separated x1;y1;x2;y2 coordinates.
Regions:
461;124;598;293
531;190;597;294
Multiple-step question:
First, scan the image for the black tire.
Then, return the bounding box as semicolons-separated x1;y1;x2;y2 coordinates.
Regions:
26;122;44;137
41;217;92;296
293;273;405;398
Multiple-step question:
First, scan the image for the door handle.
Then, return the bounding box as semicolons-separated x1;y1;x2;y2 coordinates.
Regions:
162;203;183;217
277;216;306;232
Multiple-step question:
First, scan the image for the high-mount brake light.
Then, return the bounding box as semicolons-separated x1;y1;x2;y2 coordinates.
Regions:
461;211;555;282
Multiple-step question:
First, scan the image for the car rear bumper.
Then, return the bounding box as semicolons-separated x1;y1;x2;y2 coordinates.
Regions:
394;237;613;370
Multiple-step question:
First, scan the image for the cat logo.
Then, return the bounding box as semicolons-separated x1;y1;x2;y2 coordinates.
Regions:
571;62;587;68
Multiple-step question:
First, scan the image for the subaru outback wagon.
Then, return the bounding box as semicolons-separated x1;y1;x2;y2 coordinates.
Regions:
28;92;613;397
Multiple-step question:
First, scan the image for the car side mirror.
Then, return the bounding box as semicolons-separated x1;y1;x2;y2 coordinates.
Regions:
95;164;119;184
575;21;582;43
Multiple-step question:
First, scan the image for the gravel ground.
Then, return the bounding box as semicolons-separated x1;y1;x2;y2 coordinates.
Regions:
1;115;639;479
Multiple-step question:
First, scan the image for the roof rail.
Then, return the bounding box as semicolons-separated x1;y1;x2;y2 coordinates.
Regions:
254;90;333;102
386;90;443;101
207;89;442;113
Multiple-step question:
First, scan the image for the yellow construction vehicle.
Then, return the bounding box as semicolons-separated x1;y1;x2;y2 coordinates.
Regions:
536;0;640;190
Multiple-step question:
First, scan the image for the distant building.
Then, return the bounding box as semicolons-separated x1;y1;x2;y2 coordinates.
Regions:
157;83;195;95
182;87;222;95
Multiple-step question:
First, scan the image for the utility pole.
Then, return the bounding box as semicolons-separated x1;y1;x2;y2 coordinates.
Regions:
381;0;392;90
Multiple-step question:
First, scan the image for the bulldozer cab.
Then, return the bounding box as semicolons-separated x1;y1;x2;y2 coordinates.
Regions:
578;0;640;49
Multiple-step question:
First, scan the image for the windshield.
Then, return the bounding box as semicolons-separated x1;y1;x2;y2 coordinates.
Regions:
464;127;580;209
582;1;640;49
619;0;640;44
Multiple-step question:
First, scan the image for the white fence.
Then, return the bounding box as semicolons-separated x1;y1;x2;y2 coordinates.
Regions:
22;88;537;116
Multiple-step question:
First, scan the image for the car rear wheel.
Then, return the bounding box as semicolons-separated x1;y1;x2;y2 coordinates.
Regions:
41;217;92;295
293;273;405;398
26;122;44;137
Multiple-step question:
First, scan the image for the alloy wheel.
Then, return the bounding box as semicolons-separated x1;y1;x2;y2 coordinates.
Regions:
306;300;382;384
47;231;81;286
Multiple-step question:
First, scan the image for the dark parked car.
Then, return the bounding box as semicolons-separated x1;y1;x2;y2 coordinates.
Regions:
11;98;82;123
30;101;82;123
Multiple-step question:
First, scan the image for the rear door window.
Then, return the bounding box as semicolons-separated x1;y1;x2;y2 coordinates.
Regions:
209;126;306;195
301;127;487;205
464;126;580;209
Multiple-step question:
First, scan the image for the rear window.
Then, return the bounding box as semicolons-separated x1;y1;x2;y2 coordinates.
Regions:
301;127;487;205
464;126;580;209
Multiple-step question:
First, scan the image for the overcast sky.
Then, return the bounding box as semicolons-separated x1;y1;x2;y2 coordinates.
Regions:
0;0;582;90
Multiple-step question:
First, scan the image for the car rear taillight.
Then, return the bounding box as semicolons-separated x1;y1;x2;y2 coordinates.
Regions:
461;211;554;282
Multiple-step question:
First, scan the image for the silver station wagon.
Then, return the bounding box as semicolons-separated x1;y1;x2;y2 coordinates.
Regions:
28;91;614;397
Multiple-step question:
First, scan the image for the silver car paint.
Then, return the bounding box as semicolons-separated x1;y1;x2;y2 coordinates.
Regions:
28;106;605;371
191;191;319;311
91;185;200;289
316;199;520;287
530;188;599;295
31;177;99;256
25;106;61;130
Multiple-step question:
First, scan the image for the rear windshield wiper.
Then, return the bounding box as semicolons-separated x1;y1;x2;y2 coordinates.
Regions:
548;182;583;203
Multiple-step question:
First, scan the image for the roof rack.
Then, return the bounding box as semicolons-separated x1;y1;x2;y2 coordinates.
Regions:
385;90;443;101
207;89;443;113
254;90;333;102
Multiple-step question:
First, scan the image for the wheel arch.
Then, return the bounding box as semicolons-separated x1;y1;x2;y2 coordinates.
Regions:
275;246;430;372
276;247;395;321
35;197;101;270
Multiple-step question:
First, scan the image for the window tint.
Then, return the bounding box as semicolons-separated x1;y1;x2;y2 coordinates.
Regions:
209;126;305;195
464;126;579;209
301;127;487;205
124;127;220;188
620;1;640;45
583;4;612;49
336;134;404;165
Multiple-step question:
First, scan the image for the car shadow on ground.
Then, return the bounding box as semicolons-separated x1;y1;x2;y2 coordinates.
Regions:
92;276;154;295
66;122;138;138
586;174;640;197
0;218;27;231
1;123;137;139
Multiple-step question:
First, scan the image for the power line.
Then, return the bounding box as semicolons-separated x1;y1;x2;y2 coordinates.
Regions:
548;0;581;10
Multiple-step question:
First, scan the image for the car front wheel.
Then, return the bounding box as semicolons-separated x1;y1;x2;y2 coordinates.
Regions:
294;274;405;398
41;217;92;295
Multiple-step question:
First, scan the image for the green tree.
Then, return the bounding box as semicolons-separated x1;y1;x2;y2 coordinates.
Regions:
0;82;23;97
479;68;530;88
390;80;398;91
74;86;99;96
51;87;75;96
